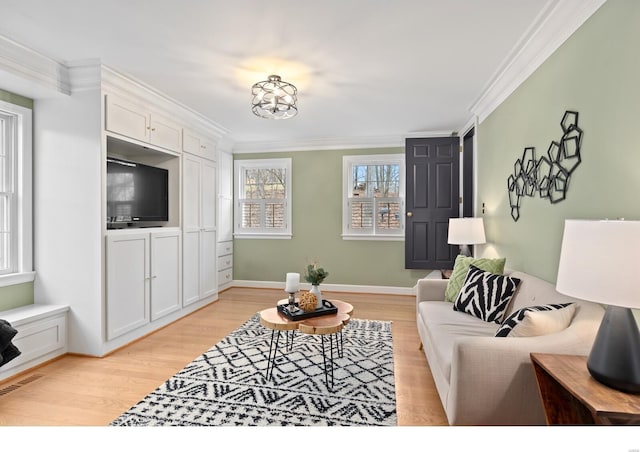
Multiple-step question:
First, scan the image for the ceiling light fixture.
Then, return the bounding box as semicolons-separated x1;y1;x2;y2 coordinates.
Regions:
251;74;298;119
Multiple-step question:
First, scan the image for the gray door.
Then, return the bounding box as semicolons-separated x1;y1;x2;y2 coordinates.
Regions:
405;137;459;269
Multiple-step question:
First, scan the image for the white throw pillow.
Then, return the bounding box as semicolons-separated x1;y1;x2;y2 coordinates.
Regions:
496;303;576;337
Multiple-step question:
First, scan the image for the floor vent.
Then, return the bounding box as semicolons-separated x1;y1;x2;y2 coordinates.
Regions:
0;384;22;396
0;373;45;396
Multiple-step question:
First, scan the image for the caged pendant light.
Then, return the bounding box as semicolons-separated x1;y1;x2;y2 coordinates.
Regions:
251;74;298;119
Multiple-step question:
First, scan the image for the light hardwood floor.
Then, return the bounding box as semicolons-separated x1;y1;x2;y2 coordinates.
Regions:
0;287;448;426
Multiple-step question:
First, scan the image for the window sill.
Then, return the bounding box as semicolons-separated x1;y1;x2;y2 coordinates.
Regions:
0;271;36;288
341;234;404;242
234;233;292;240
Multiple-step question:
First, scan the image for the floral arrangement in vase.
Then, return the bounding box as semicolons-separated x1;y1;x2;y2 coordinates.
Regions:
304;263;329;285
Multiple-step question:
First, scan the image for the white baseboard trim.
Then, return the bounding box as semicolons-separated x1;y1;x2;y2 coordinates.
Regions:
231;280;416;296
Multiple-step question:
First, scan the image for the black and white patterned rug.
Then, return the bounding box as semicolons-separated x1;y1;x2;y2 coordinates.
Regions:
110;315;397;426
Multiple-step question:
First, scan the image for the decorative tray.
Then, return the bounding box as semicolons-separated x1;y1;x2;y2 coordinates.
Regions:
277;300;338;320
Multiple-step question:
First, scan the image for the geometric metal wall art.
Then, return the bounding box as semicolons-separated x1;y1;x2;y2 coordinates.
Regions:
507;110;583;221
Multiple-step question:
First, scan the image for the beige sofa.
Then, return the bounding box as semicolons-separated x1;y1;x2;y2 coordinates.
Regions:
416;269;604;425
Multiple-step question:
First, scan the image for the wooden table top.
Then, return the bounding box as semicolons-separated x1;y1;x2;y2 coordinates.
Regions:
531;353;640;419
260;299;353;335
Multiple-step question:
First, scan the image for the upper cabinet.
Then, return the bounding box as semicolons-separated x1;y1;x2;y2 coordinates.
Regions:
105;94;182;153
183;127;216;161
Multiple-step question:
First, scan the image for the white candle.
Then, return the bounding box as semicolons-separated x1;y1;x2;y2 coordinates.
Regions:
285;272;300;293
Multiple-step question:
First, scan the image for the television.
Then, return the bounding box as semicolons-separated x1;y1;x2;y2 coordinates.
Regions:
106;157;169;227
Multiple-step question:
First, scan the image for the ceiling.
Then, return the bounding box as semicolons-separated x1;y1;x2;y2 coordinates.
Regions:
0;0;584;150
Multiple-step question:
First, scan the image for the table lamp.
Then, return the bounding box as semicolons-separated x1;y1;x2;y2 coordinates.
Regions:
447;217;486;257
556;219;640;393
285;272;300;312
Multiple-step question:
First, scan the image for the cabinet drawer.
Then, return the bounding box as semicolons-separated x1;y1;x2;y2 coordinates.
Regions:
217;241;233;256
218;268;233;285
217;254;233;271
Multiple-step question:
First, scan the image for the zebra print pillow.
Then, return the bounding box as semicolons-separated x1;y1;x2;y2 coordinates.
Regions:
495;303;575;337
453;265;521;323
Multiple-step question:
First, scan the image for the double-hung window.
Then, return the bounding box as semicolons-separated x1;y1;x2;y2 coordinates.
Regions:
234;158;292;239
342;154;405;240
0;100;33;286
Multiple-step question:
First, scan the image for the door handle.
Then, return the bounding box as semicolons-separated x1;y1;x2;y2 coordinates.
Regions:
406;211;413;217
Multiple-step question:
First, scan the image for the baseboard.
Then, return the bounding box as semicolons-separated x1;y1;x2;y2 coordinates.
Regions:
231;280;416;296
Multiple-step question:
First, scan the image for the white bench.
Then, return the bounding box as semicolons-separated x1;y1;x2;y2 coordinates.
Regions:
0;304;69;382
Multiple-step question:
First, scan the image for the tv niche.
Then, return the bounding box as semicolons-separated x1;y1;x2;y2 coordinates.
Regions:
106;157;169;229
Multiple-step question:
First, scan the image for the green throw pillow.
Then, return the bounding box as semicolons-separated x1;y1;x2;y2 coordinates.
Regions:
444;255;506;302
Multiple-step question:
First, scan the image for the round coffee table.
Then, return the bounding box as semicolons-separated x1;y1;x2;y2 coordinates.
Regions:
259;299;354;388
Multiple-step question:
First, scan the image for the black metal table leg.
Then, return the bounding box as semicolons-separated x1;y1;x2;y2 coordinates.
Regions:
265;329;282;381
321;334;335;389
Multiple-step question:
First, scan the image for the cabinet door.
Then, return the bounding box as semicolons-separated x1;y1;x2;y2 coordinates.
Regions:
150;231;182;320
218;151;232;198
183;155;201;230
217;197;233;242
217;151;233;242
200;138;216;161
105;94;149;143
183;128;216;160
201;159;217;230
200;228;217;299
182;229;200;307
200;159;218;298
150;113;182;153
106;233;150;340
182;154;202;306
182;128;202;155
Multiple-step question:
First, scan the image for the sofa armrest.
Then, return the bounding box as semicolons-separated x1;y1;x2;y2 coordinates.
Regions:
416;278;448;303
446;309;602;425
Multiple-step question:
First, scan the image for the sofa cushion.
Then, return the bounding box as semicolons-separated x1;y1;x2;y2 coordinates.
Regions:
453;265;521;323
495;303;576;337
444;255;506;302
419;301;498;381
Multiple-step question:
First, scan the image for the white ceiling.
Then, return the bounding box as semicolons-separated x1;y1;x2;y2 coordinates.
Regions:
0;0;597;150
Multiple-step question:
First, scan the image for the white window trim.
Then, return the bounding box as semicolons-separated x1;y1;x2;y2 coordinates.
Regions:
234;157;292;239
342;154;405;241
0;100;33;287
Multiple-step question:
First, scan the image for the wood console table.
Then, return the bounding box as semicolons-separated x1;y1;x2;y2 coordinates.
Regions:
531;353;640;425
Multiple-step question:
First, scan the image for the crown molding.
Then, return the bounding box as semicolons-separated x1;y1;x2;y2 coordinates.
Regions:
231;131;454;154
469;0;607;124
232;134;405;154
0;34;71;97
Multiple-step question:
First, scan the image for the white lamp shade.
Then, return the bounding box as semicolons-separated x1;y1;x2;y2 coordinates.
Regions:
556;219;640;309
447;217;486;245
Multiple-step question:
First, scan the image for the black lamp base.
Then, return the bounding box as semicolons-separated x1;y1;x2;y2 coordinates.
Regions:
587;305;640;394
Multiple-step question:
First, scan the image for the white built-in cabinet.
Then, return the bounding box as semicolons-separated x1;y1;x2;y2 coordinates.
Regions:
105;93;183;153
106;229;182;340
32;64;227;357
182;153;218;306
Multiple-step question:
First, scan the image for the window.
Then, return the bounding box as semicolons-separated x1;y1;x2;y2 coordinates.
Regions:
234;158;292;239
0;100;33;286
342;154;405;240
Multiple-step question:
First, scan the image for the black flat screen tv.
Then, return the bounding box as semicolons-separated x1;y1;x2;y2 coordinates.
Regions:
106;157;168;226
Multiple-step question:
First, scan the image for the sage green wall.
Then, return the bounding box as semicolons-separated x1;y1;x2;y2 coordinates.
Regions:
0;89;34;311
0;89;33;109
476;0;639;283
234;148;429;288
